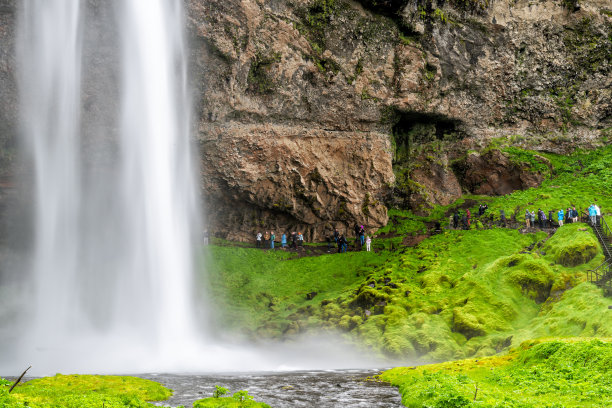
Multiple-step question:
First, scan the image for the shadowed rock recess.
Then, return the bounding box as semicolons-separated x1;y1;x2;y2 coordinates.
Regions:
0;0;610;239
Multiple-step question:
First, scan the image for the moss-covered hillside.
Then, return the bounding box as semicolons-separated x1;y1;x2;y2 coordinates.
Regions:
381;338;612;407
204;145;612;362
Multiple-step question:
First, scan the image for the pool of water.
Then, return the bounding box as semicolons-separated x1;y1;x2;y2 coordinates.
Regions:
142;369;403;407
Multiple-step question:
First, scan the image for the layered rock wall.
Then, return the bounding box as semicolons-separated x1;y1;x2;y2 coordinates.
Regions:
187;0;610;239
0;0;609;240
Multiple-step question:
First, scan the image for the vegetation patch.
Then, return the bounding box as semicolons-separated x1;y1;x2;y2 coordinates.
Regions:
203;145;612;362
247;51;282;94
1;374;172;408
544;223;599;267
381;339;612;407
194;387;270;407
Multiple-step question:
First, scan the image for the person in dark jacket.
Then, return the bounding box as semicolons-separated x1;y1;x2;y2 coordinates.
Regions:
500;209;506;227
453;212;459;229
537;209;544;228
548;210;554;228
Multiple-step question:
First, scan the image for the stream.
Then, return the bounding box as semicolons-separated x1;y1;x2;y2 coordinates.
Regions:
142;369;403;407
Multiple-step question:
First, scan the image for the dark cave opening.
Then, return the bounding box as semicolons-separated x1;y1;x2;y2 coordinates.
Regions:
391;111;463;164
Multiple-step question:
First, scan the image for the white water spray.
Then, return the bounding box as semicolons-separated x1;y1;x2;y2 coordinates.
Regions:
1;1;394;375
10;0;203;372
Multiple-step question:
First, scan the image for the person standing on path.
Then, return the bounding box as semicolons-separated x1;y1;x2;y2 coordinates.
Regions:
589;204;597;226
366;235;372;252
281;233;287;248
291;231;297;249
256;231;262;248
525;209;531;228
537;209;544;228
548;210;554;228
264;231;270;248
557;209;564;227
595;203;601;225
270;231;275;249
530;211;535;228
499;209;506;227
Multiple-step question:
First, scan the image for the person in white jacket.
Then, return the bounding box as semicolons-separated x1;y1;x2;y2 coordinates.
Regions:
366;235;372;252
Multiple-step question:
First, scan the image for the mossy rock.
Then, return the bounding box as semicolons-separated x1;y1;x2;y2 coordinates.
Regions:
348;287;388;309
544;224;599;267
452;307;486;339
506;260;555;303
554;240;598;267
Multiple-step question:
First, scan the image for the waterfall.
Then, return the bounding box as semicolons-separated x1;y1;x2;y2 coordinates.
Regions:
9;0;203;373
1;0;381;376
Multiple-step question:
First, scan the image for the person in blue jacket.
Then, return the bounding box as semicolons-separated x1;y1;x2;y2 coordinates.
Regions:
589;204;597;226
281;233;287;248
557;209;564;227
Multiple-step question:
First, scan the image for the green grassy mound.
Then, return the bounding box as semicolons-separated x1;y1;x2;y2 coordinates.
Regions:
543;224;599;267
193;387;270;407
1;374;173;408
380;338;612;407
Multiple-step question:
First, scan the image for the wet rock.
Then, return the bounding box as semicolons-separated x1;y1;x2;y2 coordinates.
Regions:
305;291;318;300
453;150;545;196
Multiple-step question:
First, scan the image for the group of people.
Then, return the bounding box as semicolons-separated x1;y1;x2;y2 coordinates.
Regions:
329;225;372;253
524;205;589;229
254;225;373;253
255;231;304;249
450;204;492;230
450;202;604;231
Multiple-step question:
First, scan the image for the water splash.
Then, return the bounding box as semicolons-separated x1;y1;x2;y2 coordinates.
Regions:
7;0;203;373
1;1;395;376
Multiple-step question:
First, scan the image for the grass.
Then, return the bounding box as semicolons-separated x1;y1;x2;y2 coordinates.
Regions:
380;338;612;407
202;145;612;362
203;224;611;362
204;246;388;337
194;390;270;407
1;375;173;408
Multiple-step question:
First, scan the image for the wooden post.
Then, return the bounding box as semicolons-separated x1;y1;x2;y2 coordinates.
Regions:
8;366;31;393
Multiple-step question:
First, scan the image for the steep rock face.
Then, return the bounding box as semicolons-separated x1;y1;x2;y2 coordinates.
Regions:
0;0;609;240
187;0;610;239
200;123;391;241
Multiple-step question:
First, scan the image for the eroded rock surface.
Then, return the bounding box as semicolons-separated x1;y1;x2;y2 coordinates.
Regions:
186;0;610;238
0;0;609;239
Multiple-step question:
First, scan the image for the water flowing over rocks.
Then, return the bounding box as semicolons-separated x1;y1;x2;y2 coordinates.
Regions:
0;0;610;239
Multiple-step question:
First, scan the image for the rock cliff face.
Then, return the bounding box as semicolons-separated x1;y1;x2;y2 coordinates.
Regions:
187;0;610;239
0;0;609;240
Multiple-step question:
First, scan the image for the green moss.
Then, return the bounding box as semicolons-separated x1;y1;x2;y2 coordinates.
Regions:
544;223;599;267
381;339;612;408
194;390;270;408
247;51;282;94
3;375;172;408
